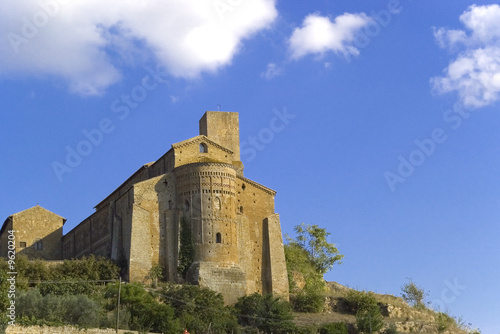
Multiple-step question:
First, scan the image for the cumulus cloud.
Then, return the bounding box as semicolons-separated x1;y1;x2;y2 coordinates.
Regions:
260;62;283;80
288;12;372;60
431;4;500;109
0;0;277;95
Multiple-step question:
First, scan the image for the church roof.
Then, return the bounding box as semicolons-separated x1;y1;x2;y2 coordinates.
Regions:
1;205;66;235
172;135;234;154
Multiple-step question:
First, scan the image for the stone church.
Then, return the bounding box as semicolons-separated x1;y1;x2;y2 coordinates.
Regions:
0;111;289;303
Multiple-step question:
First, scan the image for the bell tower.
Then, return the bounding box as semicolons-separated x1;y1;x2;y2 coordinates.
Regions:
199;111;241;162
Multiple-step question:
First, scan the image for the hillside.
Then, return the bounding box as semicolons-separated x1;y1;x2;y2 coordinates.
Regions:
291;281;470;334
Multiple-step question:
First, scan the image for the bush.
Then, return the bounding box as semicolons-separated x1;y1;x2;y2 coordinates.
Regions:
436;312;454;333
343;290;378;314
54;255;120;281
105;282;181;333
160;283;238;334
234;293;295;334
16;289;101;327
381;323;399;334
291;290;324;312
356;305;384;334
318;322;348;334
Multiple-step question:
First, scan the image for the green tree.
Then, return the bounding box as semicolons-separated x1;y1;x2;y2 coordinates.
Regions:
105;282;180;333
400;278;427;309
356;304;384;334
160;283;238;333
285;223;343;300
234;293;295;334
288;223;344;275
177;216;195;278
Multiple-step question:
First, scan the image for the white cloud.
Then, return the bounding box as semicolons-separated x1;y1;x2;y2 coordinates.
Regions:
0;0;277;96
431;4;500;109
260;62;283;80
288;12;372;60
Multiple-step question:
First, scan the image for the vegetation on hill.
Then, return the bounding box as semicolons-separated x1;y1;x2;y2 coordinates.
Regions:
285;223;344;313
0;225;481;334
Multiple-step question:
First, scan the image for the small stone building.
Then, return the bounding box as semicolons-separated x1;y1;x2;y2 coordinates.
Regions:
0;205;66;260
0;111;289;303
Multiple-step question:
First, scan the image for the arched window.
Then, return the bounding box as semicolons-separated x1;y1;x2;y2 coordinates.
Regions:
239;206;244;214
34;239;43;250
216;232;222;244
200;143;208;153
214;197;221;211
184;200;190;212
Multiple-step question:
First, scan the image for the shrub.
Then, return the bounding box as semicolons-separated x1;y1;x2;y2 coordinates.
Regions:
296;326;318;334
319;322;348;334
106;282;181;333
436;312;454;333
54;255;119;281
160;283;238;334
16;289;101;327
291;290;324;312
356;305;384;334
381;323;399;334
343;290;378;314
234;293;295;334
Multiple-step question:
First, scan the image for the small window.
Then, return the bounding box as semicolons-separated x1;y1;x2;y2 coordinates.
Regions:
242;184;246;190
33;239;43;250
216;233;222;244
19;242;26;248
200;143;208;153
239;206;244;214
184;200;190;212
168;200;173;210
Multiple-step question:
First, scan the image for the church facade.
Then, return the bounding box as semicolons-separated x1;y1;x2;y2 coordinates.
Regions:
0;111;289;303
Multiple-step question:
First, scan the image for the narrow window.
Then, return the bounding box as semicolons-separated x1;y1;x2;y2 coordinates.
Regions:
184;200;190;212
239;206;244;214
216;233;222;244
34;239;43;250
200;143;208;153
168;200;173;210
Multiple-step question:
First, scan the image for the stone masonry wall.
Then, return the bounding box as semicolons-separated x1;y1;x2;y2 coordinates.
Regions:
7;206;64;260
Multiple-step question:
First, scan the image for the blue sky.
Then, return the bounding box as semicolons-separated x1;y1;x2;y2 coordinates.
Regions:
1;0;500;332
